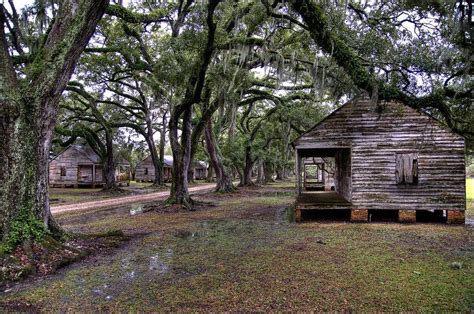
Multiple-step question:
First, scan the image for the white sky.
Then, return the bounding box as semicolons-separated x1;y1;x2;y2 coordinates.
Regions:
10;0;33;9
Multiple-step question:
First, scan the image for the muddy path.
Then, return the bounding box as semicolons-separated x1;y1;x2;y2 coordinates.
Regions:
51;183;218;214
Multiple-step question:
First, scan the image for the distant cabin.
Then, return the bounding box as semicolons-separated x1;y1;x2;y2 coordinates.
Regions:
49;144;131;188
135;155;173;182
135;155;208;182
293;97;465;224
193;161;208;180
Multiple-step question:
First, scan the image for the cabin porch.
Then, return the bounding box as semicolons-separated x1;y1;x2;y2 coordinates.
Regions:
294;146;352;222
295;191;352;222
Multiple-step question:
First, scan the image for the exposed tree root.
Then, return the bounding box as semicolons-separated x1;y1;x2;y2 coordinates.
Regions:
0;231;128;287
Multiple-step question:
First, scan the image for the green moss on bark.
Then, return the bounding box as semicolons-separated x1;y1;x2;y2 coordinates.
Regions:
1;209;47;253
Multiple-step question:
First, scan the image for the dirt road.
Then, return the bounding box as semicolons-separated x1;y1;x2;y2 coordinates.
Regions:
50;183;216;214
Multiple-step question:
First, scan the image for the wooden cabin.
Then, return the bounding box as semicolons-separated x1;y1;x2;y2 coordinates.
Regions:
135;155;173;182
293;97;465;224
135;155;208;182
49;144;131;188
193;161;208;180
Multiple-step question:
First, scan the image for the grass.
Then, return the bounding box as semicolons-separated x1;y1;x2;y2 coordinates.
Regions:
467;178;474;201
467;178;474;220
2;182;473;311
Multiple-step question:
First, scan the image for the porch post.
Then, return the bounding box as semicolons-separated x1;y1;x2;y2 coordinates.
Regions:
303;163;307;190
92;164;96;188
321;163;325;183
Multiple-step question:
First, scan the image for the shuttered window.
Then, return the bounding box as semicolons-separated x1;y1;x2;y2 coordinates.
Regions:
396;153;418;184
144;168;149;175
60;167;66;177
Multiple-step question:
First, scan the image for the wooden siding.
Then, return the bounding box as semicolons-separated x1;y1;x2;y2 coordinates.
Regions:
194;167;207;180
49;145;129;185
49;146;97;185
294;98;465;212
135;156;172;182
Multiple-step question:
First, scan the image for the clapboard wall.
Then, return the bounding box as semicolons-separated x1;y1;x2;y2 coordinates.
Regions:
49;147;100;185
135;155;172;182
294;98;466;211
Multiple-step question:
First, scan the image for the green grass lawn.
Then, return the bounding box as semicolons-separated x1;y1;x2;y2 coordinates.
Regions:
3;182;473;312
467;178;474;220
467;178;474;201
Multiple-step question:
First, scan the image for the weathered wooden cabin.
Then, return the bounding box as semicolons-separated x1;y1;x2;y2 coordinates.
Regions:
135;155;208;182
193;161;208;180
49;144;131;187
135;155;173;182
293;97;465;224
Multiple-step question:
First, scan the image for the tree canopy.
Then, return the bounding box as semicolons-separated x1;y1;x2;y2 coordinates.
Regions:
0;0;472;248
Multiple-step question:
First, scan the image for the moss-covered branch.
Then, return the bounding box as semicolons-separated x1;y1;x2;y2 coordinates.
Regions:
288;0;470;136
105;4;169;24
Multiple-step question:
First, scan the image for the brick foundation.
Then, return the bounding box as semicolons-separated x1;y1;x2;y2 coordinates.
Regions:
399;210;416;223
351;209;368;222
447;210;465;224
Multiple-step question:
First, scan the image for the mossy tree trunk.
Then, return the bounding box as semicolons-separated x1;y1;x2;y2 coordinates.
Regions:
204;119;234;192
256;160;265;185
157;110;168;184
0;1;108;245
240;145;255;186
103;131;117;191
167;0;220;207
145;115;163;187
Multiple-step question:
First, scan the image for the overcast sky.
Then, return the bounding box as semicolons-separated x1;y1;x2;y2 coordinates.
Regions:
11;0;32;9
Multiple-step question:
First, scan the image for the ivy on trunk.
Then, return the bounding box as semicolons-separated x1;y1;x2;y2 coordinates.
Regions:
0;1;108;248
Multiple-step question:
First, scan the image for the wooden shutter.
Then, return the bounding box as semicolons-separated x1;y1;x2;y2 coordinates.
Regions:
396;153;418;184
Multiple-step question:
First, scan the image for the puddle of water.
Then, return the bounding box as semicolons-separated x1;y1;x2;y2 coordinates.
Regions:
121;256;136;280
149;249;173;274
129;204;144;216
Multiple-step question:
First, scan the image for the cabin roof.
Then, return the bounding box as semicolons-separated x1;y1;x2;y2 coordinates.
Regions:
137;155;173;167
72;144;101;163
137;155;207;168
51;144;129;165
193;160;208;168
291;96;464;147
50;144;101;163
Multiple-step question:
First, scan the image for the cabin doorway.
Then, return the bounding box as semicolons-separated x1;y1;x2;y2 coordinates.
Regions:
77;165;94;184
295;147;352;221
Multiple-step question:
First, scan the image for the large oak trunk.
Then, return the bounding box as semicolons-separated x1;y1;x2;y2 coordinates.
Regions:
204;119;234;192
0;1;107;244
239;146;255;186
102;131;118;191
145;115;163;187
169;106;192;207
256;160;265;185
167;0;219;207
